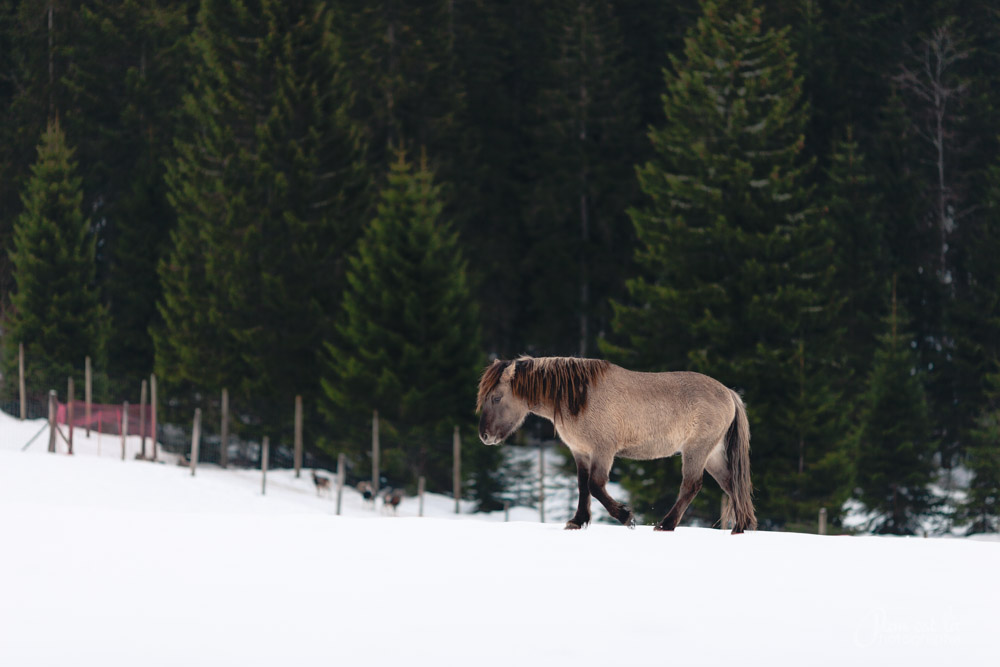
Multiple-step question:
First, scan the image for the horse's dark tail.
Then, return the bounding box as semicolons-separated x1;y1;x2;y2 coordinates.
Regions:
724;389;757;534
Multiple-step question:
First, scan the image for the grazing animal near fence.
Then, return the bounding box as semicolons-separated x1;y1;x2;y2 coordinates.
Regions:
477;356;756;534
312;470;332;497
382;488;403;515
358;481;375;508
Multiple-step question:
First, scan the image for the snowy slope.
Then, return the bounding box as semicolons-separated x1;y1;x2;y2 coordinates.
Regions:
1;411;998;667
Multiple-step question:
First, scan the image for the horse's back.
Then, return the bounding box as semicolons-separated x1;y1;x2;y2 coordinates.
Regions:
591;367;735;460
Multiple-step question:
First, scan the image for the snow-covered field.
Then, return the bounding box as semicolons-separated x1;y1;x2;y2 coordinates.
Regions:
2;411;998;666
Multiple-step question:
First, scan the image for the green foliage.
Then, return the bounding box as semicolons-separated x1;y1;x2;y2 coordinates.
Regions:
851;291;938;535
524;0;639;356
603;0;843;526
3;120;106;392
961;369;1000;534
155;0;367;413
320;153;500;508
63;0;193;383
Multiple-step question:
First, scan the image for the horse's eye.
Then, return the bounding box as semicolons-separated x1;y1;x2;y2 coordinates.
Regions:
492;395;502;404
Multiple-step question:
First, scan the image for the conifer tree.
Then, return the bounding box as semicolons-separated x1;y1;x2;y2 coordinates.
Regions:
602;0;839;526
155;0;366;411
63;0;193;383
320;153;500;508
961;370;1000;534
526;0;638;356
3;120;106;391
851;284;937;535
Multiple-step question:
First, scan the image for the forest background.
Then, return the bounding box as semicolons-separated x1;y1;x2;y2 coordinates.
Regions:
2;0;999;534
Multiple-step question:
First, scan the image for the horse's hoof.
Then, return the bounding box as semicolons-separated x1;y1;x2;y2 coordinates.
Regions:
625;515;636;530
565;521;583;530
653;524;675;532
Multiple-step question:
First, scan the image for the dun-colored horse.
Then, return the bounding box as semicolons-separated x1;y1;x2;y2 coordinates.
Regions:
477;357;756;533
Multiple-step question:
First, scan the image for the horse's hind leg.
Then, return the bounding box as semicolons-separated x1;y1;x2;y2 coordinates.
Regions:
565;454;592;530
655;444;711;532
589;455;635;528
704;446;736;530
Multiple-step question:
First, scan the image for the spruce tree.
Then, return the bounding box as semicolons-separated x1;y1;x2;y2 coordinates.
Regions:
3;120;106;392
961;370;1000;534
155;0;366;412
63;0;193;383
602;0;839;526
320;153;500;508
525;0;639;356
851;285;937;535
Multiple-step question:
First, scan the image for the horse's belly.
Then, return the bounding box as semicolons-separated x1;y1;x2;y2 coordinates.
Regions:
617;439;679;461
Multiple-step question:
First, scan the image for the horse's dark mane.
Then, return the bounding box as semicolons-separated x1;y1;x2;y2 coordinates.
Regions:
477;359;512;412
477;356;611;418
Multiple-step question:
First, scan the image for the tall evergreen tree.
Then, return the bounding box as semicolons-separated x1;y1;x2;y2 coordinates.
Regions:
3;120;106;391
602;0;841;526
335;0;464;181
961;369;1000;534
62;0;194;383
850;285;937;535
319;153;500;507
525;0;639;356
155;0;366;413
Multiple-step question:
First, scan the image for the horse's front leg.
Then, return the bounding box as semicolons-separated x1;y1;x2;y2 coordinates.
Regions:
565;454;592;530
589;456;635;529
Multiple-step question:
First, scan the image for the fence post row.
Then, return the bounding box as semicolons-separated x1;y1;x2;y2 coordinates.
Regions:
190;408;201;476
418;475;426;518
121;401;129;461
47;390;56;452
67;376;74;455
372;410;380;497
294;395;303;479
220;388;229;469
453;425;461;515
539;442;545;523
335;453;345;516
139;379;148;459
85;355;92;437
18;343;26;421
150;374;158;462
261;436;269;495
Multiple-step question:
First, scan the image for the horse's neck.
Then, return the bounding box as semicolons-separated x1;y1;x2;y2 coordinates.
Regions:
528;400;557;424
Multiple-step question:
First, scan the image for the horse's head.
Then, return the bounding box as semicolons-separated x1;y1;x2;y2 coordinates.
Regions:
477;359;530;445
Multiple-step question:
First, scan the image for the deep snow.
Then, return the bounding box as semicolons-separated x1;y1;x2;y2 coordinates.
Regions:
1;411;998;667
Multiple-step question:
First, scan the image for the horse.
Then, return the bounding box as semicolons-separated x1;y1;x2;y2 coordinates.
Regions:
358;480;375;508
382;488;403;515
477;356;756;534
312;470;332;497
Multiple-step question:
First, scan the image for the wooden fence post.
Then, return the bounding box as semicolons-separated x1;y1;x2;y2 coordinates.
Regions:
336;453;345;516
85;355;91;437
504;501;510;522
189;408;201;476
47;390;56;452
539;443;545;523
371;410;380;496
261;436;269;495
150;374;158;461
219;388;229;469
67;376;74;455
819;507;828;535
453;425;461;514
139;379;148;459
418;476;426;517
18;343;26;421
121;401;129;461
294;395;303;478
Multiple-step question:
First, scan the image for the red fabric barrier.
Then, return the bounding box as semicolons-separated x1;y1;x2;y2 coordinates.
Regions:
56;400;153;437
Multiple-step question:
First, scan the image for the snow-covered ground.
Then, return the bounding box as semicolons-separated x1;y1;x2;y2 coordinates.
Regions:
1;410;998;666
